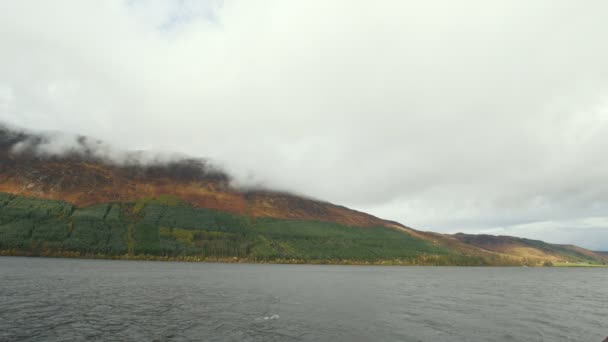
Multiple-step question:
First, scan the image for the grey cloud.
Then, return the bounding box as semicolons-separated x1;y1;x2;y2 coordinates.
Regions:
3;123;224;170
1;0;608;249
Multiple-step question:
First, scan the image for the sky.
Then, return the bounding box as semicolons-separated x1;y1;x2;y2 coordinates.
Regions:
1;1;608;250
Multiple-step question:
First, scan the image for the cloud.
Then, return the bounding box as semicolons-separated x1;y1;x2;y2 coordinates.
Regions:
2;123;236;184
1;0;608;249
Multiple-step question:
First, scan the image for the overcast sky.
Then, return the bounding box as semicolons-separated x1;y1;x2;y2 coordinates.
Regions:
1;1;608;250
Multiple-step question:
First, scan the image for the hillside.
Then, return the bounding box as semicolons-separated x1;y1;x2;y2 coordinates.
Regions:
453;233;607;266
0;126;387;228
1;125;606;266
594;251;608;257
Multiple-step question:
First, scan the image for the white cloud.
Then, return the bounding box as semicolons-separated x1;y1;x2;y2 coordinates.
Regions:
1;0;608;249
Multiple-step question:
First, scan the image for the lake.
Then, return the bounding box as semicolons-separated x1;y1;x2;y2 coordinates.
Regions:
0;257;606;341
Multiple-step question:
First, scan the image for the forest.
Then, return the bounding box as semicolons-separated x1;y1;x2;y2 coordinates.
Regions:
0;193;494;265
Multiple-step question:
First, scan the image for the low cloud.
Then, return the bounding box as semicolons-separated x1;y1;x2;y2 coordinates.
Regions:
4;125;190;166
1;1;608;249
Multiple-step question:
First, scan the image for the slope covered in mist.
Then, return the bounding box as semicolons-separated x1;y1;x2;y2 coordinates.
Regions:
0;124;387;227
0;125;606;266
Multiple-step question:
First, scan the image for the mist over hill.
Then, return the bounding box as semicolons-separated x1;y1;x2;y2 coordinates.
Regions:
0;125;606;266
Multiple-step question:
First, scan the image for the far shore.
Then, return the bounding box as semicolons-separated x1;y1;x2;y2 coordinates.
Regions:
1;252;606;268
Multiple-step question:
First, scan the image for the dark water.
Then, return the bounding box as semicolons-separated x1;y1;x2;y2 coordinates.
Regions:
0;257;606;342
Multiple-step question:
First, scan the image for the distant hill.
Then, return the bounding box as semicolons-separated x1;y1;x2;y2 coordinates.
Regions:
452;233;607;266
1;125;606;266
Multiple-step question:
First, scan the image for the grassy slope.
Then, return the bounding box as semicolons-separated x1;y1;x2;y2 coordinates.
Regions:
452;233;608;266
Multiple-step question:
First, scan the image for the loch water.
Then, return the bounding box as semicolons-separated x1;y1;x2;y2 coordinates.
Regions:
0;257;606;341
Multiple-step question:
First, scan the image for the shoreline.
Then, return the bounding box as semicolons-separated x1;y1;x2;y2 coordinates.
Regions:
1;251;605;268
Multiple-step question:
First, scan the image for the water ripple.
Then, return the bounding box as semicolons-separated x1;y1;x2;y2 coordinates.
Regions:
1;258;607;342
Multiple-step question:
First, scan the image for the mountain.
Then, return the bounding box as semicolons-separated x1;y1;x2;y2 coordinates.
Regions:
1;125;606;266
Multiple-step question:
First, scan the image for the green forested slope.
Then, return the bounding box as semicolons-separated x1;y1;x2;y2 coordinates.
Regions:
1;193;479;264
2;193;604;266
